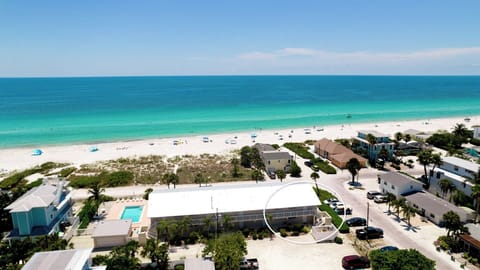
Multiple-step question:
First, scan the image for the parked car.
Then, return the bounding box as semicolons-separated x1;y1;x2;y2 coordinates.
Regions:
367;191;382;199
323;198;339;205
304;161;313;167
267;170;276;179
346;217;366;227
312;165;320;172
342;255;370;269
335;206;352;215
355;226;384;240
373;194;388;203
240;258;259;269
379;246;399;252
330;202;344;209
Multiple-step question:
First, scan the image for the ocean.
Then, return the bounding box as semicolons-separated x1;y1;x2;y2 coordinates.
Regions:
1;75;480;148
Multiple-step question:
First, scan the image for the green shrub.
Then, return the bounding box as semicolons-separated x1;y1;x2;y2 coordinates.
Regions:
334;236;343;244
283;143;315;159
279;228;288;237
311;158;336;174
26;179;43;189
319;204;349;233
104;171;134;187
470;138;480;146
252;233;258;240
59;167;76;177
292;231;300;236
174;264;185;270
69;175;101;188
271;144;280;149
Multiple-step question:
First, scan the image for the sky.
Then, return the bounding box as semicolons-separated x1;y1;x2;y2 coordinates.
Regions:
1;0;480;77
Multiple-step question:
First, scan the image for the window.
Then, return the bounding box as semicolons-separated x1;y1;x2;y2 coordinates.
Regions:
50;214;53;219
384;181;387;186
454;166;459;171
268;160;270;165
430;213;435;218
436;172;441;179
391;185;395;190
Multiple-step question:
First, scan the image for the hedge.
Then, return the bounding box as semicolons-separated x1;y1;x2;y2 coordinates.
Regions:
283;143;315;159
319;204;350;233
68;171;134;188
311;158;336;174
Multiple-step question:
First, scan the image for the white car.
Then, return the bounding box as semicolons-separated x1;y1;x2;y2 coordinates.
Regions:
374;194;388;203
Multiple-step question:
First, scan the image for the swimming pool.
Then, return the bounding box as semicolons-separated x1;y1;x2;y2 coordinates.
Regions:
121;206;143;223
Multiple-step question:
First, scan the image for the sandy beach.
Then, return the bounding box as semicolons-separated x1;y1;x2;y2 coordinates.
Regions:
0;116;477;173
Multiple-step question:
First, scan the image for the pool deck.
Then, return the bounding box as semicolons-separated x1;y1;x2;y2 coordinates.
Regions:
103;198;150;235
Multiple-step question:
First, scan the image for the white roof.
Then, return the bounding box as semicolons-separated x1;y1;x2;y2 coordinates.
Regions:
442;156;480;172
5;183;63;212
22;249;92;270
433;168;470;184
358;130;389;138
148;182;319;218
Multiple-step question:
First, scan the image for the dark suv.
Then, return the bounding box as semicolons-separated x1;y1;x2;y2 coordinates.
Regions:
342;255;370;269
346;217;366;227
356;226;384;240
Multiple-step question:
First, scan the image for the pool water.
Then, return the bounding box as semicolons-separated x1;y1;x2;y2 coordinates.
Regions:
121;206;143;223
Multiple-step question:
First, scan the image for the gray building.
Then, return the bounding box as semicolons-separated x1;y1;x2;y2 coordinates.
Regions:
92;219;132;249
404;191;474;226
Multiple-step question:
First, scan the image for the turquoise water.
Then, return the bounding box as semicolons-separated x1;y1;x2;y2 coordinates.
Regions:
121;205;143;223
0;76;480;148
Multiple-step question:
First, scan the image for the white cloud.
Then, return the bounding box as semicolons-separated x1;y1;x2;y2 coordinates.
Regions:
229;46;480;74
236;47;480;62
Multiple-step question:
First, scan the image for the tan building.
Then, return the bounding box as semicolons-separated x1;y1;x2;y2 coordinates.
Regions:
254;143;292;173
92;219;132;249
314;138;367;169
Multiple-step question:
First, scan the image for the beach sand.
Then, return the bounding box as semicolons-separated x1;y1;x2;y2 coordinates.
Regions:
0;116;477;172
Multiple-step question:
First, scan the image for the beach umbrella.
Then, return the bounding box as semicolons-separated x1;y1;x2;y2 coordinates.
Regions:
32;149;43;156
89;146;99;152
250;133;257;138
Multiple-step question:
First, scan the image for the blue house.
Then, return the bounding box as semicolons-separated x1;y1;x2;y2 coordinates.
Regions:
4;181;73;238
354;130;395;162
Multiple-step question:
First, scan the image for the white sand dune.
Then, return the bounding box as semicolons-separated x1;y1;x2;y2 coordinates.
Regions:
0;116;477;172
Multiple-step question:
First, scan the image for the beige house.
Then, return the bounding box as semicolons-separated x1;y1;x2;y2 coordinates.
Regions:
314;138;367;169
92;219;132;249
254;143;292;173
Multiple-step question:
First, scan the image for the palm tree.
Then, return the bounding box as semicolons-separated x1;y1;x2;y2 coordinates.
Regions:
276;170;286;182
438;179;453;199
141;238;169;269
401;204;416;227
417;150;442;187
346;158;361;185
443;211;462;237
394;132;403;142
202;216;213;236
222;214;234;232
366;133;377;161
404;133;412;142
88;181;105;205
251;169;263;183
385;193;396;214
452;123;469;138
194;173;205;187
231;157;241;178
472;184;480;222
169;173;179;189
310;171;319;187
177;216;192;239
162;173;171;189
392;197;406;218
143;188;153;200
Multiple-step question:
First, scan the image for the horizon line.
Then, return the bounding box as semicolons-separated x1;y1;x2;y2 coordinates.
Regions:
1;74;480;79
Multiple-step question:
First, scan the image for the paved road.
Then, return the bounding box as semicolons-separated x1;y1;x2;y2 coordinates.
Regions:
304;161;461;270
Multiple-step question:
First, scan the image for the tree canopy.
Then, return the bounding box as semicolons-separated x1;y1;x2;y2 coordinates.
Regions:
370;249;435;270
202;232;247;270
346;158;361;184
